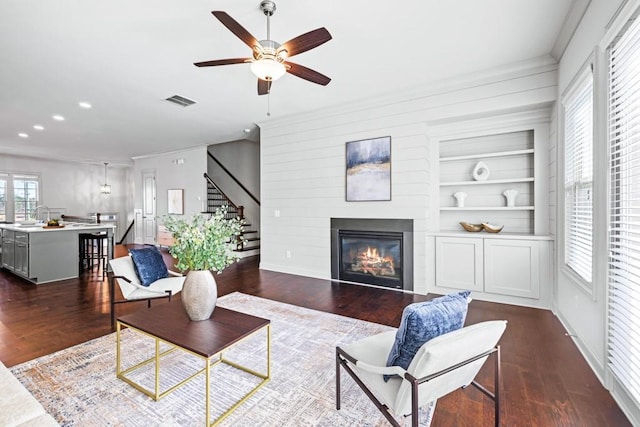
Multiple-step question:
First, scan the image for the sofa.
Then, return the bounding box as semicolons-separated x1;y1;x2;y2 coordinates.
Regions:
0;361;59;426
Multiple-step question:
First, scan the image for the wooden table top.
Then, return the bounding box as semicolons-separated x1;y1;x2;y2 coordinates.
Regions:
117;302;270;358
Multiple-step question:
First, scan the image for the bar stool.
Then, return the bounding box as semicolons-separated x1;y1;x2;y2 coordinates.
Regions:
79;232;108;279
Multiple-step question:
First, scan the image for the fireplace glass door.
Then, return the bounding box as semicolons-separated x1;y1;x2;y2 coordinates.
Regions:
339;231;403;289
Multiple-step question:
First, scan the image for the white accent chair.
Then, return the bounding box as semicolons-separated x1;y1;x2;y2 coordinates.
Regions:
336;320;507;427
108;255;185;327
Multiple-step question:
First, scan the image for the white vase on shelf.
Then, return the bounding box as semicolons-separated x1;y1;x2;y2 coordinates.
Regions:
503;189;519;207
453;191;467;208
472;161;490;181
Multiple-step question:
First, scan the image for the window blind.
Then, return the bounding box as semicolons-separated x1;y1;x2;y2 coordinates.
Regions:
608;11;640;406
564;69;594;283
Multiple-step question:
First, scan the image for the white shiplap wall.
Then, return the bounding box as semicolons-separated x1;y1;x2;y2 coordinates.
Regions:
259;58;558;295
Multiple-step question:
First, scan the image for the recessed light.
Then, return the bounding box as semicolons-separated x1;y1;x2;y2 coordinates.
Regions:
33;125;44;130
18;133;29;138
52;115;65;121
79;102;92;109
243;128;251;134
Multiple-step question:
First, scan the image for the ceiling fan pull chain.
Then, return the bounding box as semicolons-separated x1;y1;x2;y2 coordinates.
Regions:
267;92;271;117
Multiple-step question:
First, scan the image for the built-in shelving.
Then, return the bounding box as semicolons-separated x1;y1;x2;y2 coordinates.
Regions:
440;177;535;186
431;113;552;306
440;206;534;211
438;129;537;234
440;148;534;162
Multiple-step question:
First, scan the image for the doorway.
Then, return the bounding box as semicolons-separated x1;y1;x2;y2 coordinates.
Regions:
141;170;156;245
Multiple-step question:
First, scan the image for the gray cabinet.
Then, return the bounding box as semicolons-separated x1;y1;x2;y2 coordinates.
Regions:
2;230;15;271
14;232;29;277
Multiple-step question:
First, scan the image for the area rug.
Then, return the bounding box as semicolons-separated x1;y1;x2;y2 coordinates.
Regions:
11;293;434;426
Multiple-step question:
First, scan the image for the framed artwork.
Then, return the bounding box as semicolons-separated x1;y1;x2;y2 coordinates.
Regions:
167;189;184;215
346;136;391;201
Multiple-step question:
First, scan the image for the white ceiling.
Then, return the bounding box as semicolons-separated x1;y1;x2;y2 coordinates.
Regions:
0;0;575;165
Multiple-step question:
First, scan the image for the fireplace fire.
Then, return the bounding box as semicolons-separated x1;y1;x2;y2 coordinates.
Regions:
344;238;399;278
350;246;396;277
331;218;413;291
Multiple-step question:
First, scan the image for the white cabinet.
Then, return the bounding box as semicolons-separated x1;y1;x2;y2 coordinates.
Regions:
435;236;547;300
484;239;539;299
435;237;483;292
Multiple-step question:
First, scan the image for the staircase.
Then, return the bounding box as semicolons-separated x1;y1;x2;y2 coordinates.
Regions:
204;173;260;256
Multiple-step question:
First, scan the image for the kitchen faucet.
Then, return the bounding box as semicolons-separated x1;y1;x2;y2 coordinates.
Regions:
34;205;50;222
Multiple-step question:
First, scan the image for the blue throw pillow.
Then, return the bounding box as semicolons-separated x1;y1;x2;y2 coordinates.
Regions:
385;291;470;379
129;247;169;287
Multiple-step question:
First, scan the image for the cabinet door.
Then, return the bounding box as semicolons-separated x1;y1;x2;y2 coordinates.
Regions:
15;241;29;277
14;232;29;277
484;239;539;298
2;237;15;270
435;237;483;291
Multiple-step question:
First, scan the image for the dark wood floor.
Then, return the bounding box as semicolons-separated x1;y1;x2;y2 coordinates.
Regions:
0;246;630;426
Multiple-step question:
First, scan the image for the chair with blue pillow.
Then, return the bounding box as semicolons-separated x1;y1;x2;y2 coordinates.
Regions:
336;291;507;427
108;247;185;328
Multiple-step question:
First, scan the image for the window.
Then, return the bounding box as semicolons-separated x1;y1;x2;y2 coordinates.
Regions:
0;172;41;222
0;173;7;221
563;67;594;284
13;174;39;222
608;12;640;407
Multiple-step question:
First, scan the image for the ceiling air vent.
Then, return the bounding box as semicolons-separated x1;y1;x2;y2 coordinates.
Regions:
165;94;197;107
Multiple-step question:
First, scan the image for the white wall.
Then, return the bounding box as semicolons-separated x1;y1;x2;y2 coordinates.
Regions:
132;145;209;242
258;57;558;296
0;154;132;240
207;139;261;235
554;0;638;424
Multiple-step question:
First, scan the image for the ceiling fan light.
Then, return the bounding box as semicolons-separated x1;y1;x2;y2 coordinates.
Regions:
250;58;286;81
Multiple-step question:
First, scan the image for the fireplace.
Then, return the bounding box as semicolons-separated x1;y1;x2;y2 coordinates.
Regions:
331;218;413;291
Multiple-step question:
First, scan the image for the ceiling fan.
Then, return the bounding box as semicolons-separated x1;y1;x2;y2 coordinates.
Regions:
194;0;332;96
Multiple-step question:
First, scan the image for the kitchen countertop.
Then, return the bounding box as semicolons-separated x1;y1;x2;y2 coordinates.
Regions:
0;222;115;233
1;222;115;284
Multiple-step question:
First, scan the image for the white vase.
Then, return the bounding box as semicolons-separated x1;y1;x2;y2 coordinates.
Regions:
181;270;218;321
472;161;490;181
453;191;467;207
503;189;519;207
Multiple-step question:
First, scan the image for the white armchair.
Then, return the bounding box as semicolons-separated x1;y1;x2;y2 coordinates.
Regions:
336;320;507;426
108;255;185;327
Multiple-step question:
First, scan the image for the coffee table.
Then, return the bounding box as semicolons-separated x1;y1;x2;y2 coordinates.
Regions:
116;301;270;426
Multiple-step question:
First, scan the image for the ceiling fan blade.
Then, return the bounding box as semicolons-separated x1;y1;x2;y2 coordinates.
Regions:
285;62;331;86
280;28;332;58
194;58;250;67
257;79;272;96
212;11;259;49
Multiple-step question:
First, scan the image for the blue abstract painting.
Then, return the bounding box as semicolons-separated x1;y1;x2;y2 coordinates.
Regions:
346;136;391;201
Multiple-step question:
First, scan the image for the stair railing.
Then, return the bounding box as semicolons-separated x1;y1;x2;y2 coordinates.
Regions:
203;173;244;219
207;151;260;206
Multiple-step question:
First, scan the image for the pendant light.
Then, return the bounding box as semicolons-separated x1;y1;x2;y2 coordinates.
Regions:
101;162;111;194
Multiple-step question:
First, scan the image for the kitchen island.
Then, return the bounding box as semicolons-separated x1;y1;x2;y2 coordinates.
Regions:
0;223;114;284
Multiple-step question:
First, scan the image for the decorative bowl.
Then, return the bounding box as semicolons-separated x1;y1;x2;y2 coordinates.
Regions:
482;222;504;233
460;222;483;232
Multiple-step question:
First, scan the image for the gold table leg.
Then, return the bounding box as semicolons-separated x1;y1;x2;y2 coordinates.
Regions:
116;323;271;427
